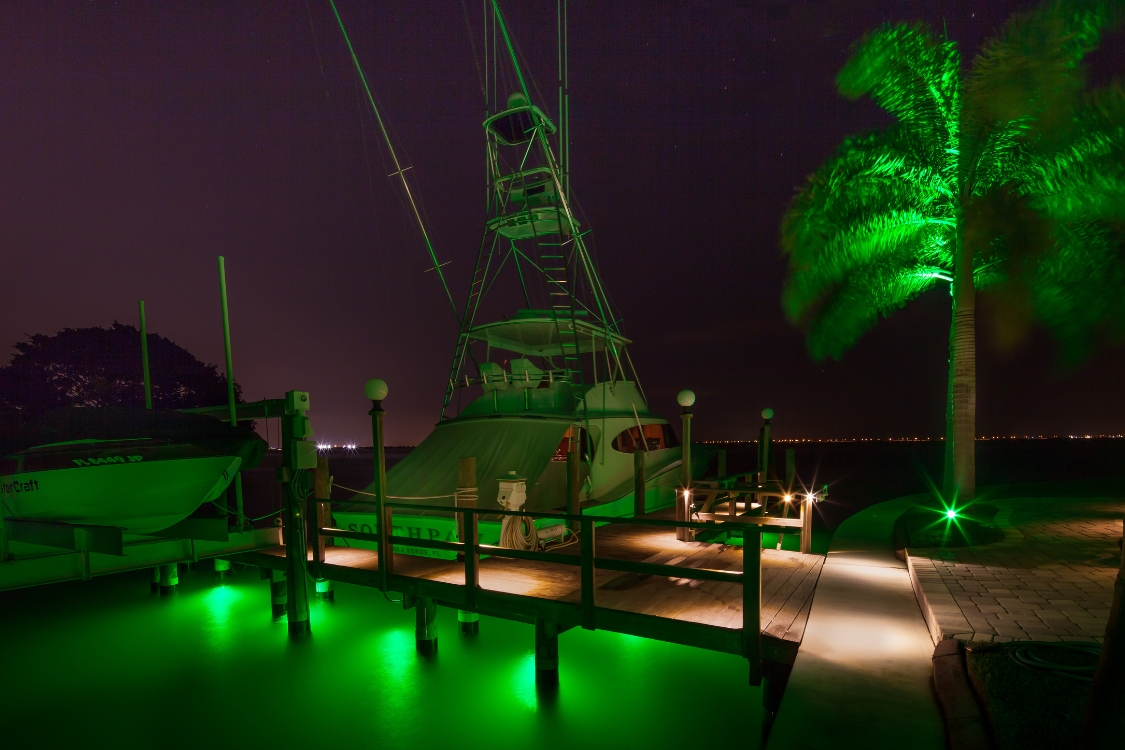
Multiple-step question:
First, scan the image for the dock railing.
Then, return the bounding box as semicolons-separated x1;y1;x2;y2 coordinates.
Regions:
306;496;802;685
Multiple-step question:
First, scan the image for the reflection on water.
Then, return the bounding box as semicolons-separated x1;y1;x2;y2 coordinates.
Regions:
0;565;764;748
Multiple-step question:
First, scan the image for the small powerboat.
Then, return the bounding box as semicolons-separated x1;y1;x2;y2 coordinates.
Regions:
0;408;266;534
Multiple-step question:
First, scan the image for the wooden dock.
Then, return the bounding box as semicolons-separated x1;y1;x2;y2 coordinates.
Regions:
232;509;824;667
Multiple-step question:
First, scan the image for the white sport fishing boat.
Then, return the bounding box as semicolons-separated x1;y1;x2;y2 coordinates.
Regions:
331;3;712;552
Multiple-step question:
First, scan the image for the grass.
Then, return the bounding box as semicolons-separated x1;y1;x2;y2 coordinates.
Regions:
901;502;1004;548
966;643;1093;750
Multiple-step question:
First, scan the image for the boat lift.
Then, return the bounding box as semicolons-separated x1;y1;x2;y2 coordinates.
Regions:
0;392;317;613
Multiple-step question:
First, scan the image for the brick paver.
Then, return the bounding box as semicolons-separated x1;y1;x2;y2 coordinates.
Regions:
906;496;1122;644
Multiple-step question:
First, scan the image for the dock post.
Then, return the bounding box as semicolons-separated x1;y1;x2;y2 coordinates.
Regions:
455;457;477;559
415;597;438;654
755;409;773;516
567;431;581;531
800;492;812;555
777;448;796;550
676;390;695;542
270;569;287;619
535;619;560;686
310;456;333;601
214;558;231;581
460;508;479;635
633;448;646;517
717;448;727;480
458;610;480;636
159;562;179;596
580;517;596;630
743;528;762;687
150;567;161;593
282;473;311;638
365;379;392;590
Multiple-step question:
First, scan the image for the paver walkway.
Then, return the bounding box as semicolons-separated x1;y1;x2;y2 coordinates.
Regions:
907;493;1122;643
766;495;945;749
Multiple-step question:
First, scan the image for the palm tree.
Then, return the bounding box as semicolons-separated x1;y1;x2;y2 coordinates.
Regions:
782;0;1124;501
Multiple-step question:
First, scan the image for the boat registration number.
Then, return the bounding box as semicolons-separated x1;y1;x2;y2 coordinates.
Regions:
72;455;145;467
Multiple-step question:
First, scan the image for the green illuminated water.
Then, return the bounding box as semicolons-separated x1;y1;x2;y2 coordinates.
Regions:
0;567;765;748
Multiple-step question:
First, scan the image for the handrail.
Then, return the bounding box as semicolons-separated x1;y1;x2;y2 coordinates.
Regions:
321;525;745;584
327;497;799;532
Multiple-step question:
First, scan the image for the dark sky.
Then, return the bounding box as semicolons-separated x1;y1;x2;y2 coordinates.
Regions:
1;0;1123;445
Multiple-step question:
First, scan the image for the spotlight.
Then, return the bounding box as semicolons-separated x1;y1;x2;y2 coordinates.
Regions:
946;509;957;519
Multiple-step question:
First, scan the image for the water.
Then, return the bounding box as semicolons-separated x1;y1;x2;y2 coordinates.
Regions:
0;565;764;749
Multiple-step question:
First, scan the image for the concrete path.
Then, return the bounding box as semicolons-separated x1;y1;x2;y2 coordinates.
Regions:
766;496;946;749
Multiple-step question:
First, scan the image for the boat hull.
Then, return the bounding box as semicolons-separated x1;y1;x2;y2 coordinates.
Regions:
1;456;242;534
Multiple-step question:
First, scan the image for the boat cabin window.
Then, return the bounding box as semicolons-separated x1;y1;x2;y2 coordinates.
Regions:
611;424;680;453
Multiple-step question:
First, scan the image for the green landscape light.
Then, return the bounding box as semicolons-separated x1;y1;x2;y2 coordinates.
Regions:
946;509;957;520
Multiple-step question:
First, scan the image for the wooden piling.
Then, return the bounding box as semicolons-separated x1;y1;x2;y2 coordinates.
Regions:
366;381;392;590
677;407;693;542
566;431;581;530
415;597;438;654
282;468;311;637
744;529;762;686
270;569;287;619
778;448;796;550
158;562;178;596
535;618;560;685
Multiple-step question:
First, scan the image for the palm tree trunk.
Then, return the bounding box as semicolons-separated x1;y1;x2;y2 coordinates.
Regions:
943;315;955;498
951;232;976;501
1080;526;1125;745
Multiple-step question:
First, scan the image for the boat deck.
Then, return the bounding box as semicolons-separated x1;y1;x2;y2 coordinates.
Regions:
242;513;824;663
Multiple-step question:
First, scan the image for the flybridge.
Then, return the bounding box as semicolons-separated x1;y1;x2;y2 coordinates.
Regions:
468;310;631;358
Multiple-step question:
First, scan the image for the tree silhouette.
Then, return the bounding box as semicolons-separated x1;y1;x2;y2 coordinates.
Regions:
0;323;242;413
782;0;1124;500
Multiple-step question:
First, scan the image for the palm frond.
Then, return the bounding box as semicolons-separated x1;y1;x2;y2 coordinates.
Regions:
783;128;956;332
965;0;1120;147
803;262;942;360
837;23;960;169
1020;82;1125;221
1030;220;1125;361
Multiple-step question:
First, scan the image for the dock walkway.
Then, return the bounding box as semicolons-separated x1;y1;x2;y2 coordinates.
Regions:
235;510;824;665
766;496;946;749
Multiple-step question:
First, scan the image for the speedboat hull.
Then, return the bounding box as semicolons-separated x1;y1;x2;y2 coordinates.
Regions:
2;454;242;534
1;408;267;535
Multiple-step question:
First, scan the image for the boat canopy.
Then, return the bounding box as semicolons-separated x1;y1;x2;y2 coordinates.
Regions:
469;310;630;357
341;416;572;512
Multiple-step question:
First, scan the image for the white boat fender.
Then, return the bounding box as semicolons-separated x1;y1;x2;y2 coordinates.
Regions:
536;523;567;541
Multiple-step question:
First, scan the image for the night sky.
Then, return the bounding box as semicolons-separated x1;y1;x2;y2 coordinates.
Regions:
2;0;1123;445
